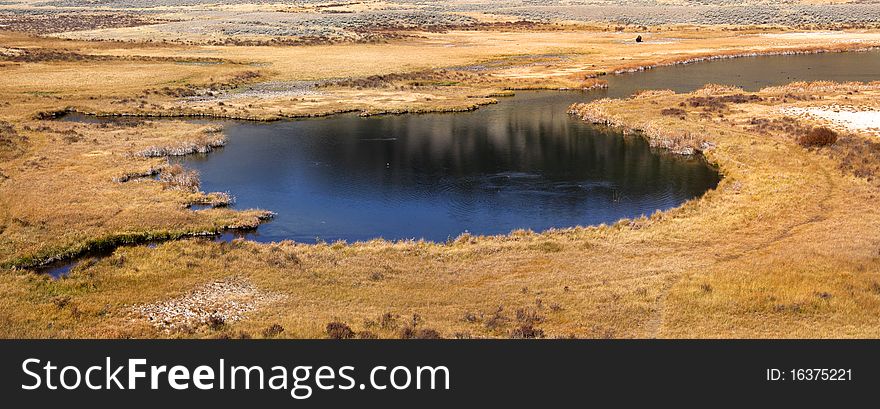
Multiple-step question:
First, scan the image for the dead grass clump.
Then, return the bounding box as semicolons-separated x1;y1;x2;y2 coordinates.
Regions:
138;130;226;158
206;314;226;330
397;313;442;339
828;135;880;185
484;306;509;332
378;312;400;330
158;164;200;192
515;308;544;326
319;69;478;90
262;323;285;338
0;121;27;160
511;325;545;339
510;307;545;339
747;116;803;134
719;94;763;104
660;107;686;117
400;327;442;339
262;245;300;268
798;126;839;148
326;321;355;339
189;191;234;208
60;129;84;143
684;94;762;112
357;330;378;339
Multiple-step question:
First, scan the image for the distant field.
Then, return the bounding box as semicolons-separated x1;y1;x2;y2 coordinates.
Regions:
2;0;880;339
3;1;880;44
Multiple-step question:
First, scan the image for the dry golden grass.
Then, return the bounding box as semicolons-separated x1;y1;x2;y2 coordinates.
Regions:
570;83;880;338
4;28;880;120
2;27;880;338
0;118;272;268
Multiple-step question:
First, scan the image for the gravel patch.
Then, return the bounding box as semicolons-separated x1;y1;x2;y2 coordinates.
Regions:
782;105;880;137
131;277;283;332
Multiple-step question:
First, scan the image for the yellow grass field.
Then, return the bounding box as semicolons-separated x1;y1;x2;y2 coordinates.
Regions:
2;24;880;338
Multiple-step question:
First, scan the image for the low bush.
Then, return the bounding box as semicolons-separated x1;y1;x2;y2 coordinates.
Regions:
510;324;545;339
399;327;442;339
326;322;355;339
660;107;686;117
684;94;762;112
262;323;284;338
510;308;545;338
206;314;226;330
798;126;838;147
357;331;378;339
829;134;880;186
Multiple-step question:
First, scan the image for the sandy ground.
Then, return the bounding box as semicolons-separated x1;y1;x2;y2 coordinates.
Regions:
782;105;880;137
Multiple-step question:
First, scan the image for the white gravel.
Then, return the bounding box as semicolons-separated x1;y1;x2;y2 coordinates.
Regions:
131;277;283;332
782;105;880;137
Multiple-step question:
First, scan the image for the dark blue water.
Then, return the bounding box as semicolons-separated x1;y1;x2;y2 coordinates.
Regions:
175;50;880;243
178;97;718;243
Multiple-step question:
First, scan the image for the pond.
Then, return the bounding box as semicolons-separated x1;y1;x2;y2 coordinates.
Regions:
177;94;719;243
172;50;880;243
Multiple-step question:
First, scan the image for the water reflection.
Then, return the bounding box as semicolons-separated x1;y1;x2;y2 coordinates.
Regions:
180;91;720;243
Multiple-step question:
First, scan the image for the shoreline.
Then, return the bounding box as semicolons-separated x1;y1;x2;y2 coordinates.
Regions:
10;46;877;271
2;26;880;338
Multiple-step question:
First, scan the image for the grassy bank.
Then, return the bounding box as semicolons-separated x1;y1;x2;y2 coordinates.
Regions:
1;25;880;338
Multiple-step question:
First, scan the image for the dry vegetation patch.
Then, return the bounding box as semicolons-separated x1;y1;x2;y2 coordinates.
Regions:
2;14;880;337
0;118;272;268
569;82;880;337
0;12;160;34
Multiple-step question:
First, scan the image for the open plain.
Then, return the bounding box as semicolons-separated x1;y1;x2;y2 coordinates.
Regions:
1;1;880;338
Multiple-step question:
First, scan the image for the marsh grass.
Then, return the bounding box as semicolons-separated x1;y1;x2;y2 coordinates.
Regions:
2;28;880;338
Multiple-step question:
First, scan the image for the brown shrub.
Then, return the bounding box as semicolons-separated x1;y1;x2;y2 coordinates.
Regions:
51;296;72;309
206;314;226;330
0;121;27;160
357;331;378;339
326;322;355;339
510;307;545;338
660;107;686;117
798;126;839;148
515;308;544;326
262;323;285;338
484;306;508;331
510;324;545;339
685;94;762;112
747;116;803;135
828;134;880;185
378;312;399;330
400;327;442;339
